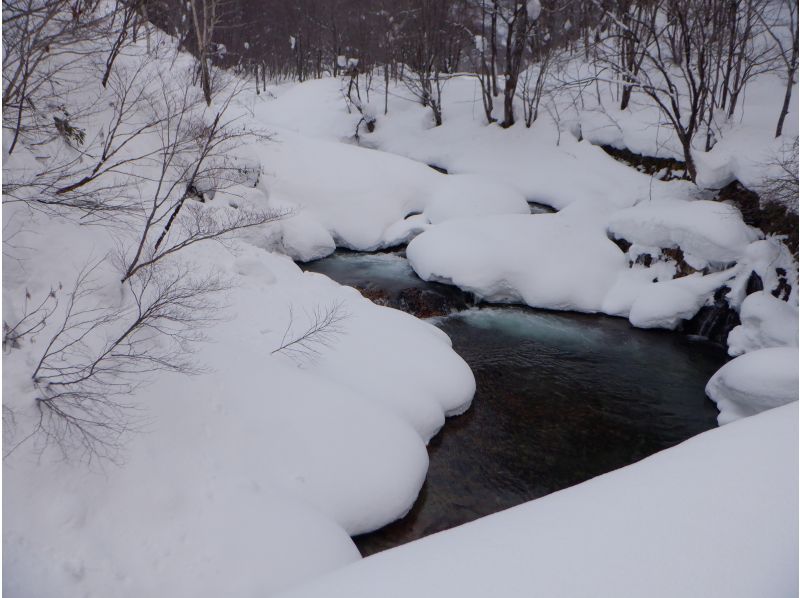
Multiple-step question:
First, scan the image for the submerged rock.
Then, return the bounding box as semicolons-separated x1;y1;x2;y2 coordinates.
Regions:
355;284;474;318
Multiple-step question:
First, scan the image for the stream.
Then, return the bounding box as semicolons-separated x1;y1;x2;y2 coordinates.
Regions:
302;250;727;557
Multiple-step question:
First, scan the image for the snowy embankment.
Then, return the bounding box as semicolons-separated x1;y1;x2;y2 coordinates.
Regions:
706;348;799;425
3;218;476;597
247;127;528;261
248;76;798;425
5;19;796;596
2;28;476;597
278;403;799;598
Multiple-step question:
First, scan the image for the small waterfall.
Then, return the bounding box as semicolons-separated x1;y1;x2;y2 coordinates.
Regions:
680;286;741;346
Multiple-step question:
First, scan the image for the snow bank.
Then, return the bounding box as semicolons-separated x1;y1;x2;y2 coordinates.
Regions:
3;29;478;597
705;347;799;424
727;291;799;356
253;133;438;252
3;236;477;597
406;212;627;313
247;132;536;257
607;199;761;266
728;239;799;307
627;271;734;329
405;202;746;329
278;403;798;598
423;174;530;224
280;212;337;261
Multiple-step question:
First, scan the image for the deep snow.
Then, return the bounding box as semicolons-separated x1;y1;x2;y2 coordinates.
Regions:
278;403;799;598
3;12;798;598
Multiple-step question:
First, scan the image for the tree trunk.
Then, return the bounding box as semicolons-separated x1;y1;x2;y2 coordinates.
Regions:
620;83;633;110
384;64;389;115
490;2;498;97
775;64;796;137
681;136;697;182
501;6;528;128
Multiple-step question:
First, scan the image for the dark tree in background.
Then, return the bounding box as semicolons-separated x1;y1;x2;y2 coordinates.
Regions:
141;0;798;147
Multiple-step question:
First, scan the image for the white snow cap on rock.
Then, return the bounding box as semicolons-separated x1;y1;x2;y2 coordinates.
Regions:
407;212;627;313
727;291;799;356
607;199;761;266
706;346;799;424
627;271;733;330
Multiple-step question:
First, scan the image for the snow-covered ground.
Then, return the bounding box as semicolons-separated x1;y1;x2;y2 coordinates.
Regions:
2;207;476;596
2;27;479;597
3;10;798;598
250;74;797;332
278;403;799;598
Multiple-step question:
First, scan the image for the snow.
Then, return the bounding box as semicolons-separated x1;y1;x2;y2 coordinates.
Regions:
278;212;337;262
627;271;734;330
728;239;799;306
406;211;627;313
423;175;530;224
607;200;761;266
705;347;799;424
245;74;795;342
3;25;479;597
405;201;749;330
251;76;699;212
248;131;535;257
527;0;542;20
3;239;477;596
278;403;799;598
5;7;798;597
727;291;800;356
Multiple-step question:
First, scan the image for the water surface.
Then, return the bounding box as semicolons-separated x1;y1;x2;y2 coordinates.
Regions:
302;252;726;557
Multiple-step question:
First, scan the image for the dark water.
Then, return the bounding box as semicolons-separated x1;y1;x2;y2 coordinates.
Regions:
302;252;726;557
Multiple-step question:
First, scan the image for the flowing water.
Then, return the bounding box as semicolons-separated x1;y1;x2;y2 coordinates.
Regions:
302;251;727;557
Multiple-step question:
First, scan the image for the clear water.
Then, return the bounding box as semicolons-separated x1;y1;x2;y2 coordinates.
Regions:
302;252;726;557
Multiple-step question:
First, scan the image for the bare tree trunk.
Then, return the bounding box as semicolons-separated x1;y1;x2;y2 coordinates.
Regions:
501;3;528;128
383;64;389;115
490;1;499;96
775;64;796;137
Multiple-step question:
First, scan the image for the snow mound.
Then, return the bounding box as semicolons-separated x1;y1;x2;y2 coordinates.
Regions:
727;239;799;307
4;245;477;597
607;199;761;265
251;133;533;257
406;212;627;313
627;270;734;329
280;213;337;262
278;403;799;598
255;133;438;251
425;174;530;224
727;291;799;356
706;347;799;424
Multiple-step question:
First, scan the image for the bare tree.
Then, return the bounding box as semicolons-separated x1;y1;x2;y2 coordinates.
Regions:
8;259;229;461
759;137;799;213
497;0;535;127
2;0;124;154
595;0;723;180
3;287;59;351
396;0;465;126
118;78;288;282
272;301;348;363
756;0;799;137
187;0;222;105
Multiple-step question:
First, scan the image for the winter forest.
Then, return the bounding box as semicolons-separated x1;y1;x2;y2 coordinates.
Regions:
2;0;799;594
